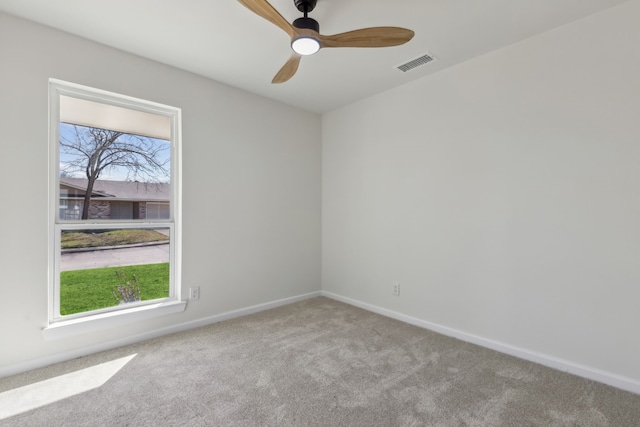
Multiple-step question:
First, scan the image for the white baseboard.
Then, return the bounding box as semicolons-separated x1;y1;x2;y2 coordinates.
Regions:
321;291;640;396
0;291;321;379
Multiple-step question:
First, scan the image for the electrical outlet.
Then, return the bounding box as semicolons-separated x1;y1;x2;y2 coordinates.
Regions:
189;286;200;301
392;282;400;296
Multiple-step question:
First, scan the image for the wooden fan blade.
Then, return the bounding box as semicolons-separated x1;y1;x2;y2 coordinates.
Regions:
272;53;302;84
237;0;295;37
319;27;414;48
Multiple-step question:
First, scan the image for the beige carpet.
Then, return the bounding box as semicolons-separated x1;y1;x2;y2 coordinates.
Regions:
1;297;639;426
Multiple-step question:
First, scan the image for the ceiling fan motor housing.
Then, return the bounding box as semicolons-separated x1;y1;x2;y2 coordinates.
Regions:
294;0;317;13
293;17;319;33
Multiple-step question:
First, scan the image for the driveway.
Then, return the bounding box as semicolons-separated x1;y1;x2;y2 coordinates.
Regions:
60;243;170;272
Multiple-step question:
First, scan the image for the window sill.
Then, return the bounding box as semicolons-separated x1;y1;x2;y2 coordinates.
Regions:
42;300;187;341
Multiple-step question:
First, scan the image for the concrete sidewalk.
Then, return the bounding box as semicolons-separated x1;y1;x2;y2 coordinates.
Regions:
60;243;170;272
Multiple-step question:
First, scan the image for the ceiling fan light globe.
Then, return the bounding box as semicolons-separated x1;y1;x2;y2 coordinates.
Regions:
292;37;320;56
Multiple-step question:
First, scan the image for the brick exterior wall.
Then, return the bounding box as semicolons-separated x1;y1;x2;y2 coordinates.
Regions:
88;201;110;219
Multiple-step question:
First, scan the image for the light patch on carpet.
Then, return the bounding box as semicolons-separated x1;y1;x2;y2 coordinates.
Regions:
0;354;136;420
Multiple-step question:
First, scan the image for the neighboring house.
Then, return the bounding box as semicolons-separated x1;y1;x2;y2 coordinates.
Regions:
60;177;170;220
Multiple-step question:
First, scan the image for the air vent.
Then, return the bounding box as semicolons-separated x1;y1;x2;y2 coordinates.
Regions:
396;53;436;72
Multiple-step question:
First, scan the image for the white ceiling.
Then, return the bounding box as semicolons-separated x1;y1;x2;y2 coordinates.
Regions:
0;0;631;113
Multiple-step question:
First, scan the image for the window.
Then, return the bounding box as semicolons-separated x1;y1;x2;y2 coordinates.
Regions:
48;79;183;333
146;202;170;220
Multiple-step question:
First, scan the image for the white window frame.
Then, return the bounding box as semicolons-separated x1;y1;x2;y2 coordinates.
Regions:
45;79;185;340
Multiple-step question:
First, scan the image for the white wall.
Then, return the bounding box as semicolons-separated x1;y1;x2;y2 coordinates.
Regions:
323;0;640;388
0;13;321;373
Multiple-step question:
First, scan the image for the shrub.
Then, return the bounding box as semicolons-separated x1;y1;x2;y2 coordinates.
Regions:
112;270;141;304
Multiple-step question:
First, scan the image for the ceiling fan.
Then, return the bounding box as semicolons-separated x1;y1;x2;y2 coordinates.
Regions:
237;0;415;83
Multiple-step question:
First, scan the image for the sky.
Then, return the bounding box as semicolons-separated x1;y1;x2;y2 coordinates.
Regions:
59;123;171;183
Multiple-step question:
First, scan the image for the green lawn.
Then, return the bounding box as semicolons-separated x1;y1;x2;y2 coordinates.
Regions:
61;229;169;249
60;263;170;315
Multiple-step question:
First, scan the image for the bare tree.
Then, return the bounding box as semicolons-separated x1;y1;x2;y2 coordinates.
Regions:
60;124;170;219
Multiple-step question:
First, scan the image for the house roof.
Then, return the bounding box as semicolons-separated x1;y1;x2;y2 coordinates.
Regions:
60;177;169;202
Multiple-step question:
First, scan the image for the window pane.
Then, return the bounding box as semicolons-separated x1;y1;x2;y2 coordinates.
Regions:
58;121;171;221
59;228;170;316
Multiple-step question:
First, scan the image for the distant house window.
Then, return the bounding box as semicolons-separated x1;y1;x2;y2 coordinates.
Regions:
48;79;182;327
146;202;170;219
